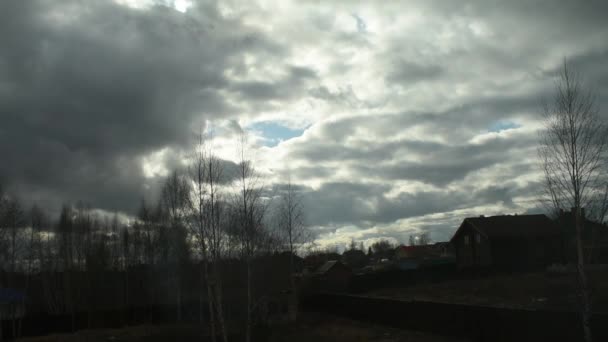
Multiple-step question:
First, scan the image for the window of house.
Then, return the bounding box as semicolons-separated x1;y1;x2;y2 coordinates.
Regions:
464;235;470;245
475;233;481;244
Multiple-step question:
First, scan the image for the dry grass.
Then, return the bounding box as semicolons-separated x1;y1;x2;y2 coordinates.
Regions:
368;269;608;311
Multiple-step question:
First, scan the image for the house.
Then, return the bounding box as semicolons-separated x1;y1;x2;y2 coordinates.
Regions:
313;260;352;292
450;214;563;270
341;248;368;269
557;208;608;264
394;243;455;270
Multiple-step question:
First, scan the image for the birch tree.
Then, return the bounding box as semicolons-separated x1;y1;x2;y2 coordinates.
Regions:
233;133;269;342
160;170;191;322
539;60;608;342
189;130;228;342
276;173;310;320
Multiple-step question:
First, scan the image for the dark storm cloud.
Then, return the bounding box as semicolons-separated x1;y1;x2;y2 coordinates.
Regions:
0;0;287;213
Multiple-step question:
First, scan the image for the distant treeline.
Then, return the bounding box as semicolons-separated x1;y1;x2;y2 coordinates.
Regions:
0;133;311;342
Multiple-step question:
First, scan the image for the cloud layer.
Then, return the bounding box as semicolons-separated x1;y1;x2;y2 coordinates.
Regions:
2;0;608;249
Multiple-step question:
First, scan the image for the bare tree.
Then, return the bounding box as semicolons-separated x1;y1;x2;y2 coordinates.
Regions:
188;129;228;342
371;239;394;259
160;170;192;322
3;196;26;275
233;133;270;342
276;173;310;320
418;232;430;245
136;199;159;321
539;60;608;342
29;205;48;274
407;233;430;246
56;204;77;331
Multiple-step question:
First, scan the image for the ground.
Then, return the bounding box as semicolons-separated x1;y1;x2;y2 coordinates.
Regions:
268;313;467;342
17;313;466;342
367;267;608;311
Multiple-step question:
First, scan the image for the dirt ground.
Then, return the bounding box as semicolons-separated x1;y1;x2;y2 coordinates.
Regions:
367;268;608;311
17;313;467;342
268;313;468;342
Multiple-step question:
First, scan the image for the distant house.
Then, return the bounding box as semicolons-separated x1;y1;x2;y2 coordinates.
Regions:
314;260;352;292
341;249;368;269
394;243;455;270
557;208;608;264
450;214;563;270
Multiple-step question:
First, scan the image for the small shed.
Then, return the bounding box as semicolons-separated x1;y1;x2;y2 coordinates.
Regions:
314;260;352;292
450;214;563;270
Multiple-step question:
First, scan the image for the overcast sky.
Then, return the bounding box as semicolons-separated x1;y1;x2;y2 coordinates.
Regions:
1;0;608;250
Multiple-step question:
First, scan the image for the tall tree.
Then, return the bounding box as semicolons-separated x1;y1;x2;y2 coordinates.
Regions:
160;170;191;322
276;174;310;320
539;60;608;342
3;196;26;275
56;204;76;331
29;205;47;274
188;129;228;342
233;133;269;342
371;239;394;258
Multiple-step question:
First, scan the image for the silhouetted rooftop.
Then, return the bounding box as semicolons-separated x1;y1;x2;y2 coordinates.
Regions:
452;214;560;241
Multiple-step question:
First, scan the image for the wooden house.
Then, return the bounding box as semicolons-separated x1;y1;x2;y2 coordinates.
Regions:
450;214;563;270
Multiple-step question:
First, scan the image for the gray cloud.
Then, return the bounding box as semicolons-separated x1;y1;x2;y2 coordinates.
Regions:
2;0;608;248
303;180;536;229
0;0;287;213
386;60;444;84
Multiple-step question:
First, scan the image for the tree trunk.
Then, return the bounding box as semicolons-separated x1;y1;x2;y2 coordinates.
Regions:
576;211;593;342
126;269;130;326
289;249;298;321
11;305;16;340
176;276;181;322
214;266;228;342
245;258;252;342
203;261;217;342
0;303;3;342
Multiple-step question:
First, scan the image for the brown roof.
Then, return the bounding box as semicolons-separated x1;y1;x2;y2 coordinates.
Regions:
451;214;560;241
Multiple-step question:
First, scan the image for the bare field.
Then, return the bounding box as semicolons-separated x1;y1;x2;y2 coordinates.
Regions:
367;269;608;311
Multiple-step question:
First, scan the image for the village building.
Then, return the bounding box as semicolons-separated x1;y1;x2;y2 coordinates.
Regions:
394;243;455;270
312;260;352;292
450;214;563;270
557;208;608;264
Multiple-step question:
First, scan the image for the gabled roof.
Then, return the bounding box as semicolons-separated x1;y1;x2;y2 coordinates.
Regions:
315;260;350;275
450;214;560;242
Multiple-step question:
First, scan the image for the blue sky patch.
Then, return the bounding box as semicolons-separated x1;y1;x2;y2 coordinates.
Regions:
248;121;307;147
488;120;521;133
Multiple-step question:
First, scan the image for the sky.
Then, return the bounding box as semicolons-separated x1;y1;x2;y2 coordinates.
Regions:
1;0;608;250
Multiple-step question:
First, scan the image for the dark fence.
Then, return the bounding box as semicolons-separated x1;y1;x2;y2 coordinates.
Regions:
350;265;455;292
348;264;499;293
302;293;608;342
